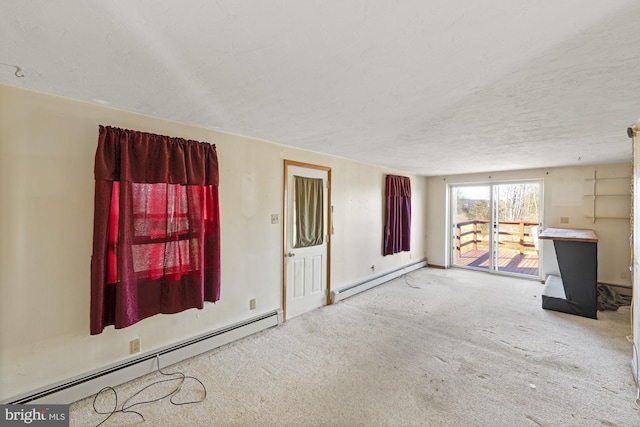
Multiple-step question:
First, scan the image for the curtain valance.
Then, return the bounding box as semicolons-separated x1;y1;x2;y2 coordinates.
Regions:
385;175;411;197
95;126;219;185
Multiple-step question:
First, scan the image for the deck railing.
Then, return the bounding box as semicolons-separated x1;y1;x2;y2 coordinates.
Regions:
455;220;539;257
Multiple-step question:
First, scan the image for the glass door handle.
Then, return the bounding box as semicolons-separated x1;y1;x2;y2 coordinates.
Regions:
286;252;296;257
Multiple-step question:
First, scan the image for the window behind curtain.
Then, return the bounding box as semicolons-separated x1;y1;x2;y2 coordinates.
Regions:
383;175;411;255
293;175;324;248
106;182;213;282
91;126;220;334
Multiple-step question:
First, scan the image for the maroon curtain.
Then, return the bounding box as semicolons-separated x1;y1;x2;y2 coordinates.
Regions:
383;175;411;255
91;126;220;335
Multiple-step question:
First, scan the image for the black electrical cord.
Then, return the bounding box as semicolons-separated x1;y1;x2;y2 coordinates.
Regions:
92;354;207;426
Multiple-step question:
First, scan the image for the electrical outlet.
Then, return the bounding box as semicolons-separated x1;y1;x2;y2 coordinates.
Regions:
560;217;569;224
250;299;256;310
620;272;629;280
129;338;141;354
271;214;279;224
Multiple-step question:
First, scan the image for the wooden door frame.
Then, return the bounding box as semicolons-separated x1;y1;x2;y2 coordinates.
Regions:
282;159;332;322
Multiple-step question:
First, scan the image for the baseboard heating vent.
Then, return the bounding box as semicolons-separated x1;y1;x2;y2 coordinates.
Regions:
632;342;639;387
6;310;281;405
331;259;426;304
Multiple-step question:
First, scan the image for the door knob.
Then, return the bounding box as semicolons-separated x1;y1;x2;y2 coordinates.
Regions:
286;252;295;257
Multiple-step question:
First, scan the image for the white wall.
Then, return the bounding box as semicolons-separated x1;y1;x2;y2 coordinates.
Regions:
426;163;632;286
0;84;427;402
632;122;640;382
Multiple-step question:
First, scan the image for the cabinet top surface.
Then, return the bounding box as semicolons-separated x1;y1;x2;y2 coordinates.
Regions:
538;227;598;242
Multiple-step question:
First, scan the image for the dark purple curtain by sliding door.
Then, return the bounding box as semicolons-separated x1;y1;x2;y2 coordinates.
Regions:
383;175;411;255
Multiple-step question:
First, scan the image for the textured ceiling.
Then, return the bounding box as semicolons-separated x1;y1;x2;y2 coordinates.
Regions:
2;1;639;176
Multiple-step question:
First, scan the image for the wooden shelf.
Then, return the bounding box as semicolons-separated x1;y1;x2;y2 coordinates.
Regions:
584;216;629;220
584;176;630;181
584;194;630;197
539;227;598;242
584;171;631;223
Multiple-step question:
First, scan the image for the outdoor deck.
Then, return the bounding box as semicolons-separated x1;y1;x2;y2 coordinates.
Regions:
455;249;539;276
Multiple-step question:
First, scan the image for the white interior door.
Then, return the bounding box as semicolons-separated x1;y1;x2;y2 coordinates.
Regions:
285;164;329;319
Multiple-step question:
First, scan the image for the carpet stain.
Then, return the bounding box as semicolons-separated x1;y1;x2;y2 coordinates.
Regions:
500;339;529;352
601;386;619;395
601;421;617;427
434;356;448;364
478;374;489;380
526;415;545;426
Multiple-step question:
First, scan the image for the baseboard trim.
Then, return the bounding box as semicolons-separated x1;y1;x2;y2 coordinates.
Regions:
331;259;427;304
633;342;639;386
4;310;281;405
427;264;447;269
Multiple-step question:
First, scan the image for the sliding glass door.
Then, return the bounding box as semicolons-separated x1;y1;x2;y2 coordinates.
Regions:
452;181;541;277
452;185;492;271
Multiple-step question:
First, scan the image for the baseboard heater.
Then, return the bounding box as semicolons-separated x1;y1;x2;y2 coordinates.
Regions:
6;310;282;405
331;259;427;304
633;341;640;388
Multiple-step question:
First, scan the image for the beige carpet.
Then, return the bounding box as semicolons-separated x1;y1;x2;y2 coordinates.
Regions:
70;267;640;426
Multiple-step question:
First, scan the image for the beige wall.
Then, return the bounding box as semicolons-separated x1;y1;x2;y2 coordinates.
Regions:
426;163;632;286
0;84;427;401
